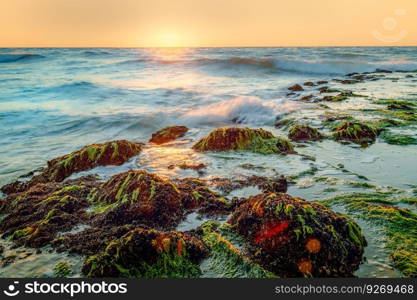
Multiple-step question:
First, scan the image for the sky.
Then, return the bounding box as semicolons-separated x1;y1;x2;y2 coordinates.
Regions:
1;0;416;47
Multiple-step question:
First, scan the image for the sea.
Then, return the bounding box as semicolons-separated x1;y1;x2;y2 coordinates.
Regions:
0;47;416;277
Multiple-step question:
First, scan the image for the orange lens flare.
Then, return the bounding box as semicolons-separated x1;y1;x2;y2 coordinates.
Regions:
298;259;313;274
306;238;321;253
254;221;289;243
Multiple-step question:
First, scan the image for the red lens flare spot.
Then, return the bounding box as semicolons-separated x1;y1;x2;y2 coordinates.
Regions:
254;221;289;243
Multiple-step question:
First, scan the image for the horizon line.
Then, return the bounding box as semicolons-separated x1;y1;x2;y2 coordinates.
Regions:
1;45;417;49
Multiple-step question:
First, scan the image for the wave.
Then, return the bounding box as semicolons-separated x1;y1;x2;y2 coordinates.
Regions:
82;50;112;56
0;53;45;63
42;81;98;93
117;55;417;75
274;58;417;75
117;59;147;65
180;96;302;126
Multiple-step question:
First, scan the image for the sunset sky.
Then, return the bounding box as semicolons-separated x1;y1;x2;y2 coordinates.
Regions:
1;0;416;47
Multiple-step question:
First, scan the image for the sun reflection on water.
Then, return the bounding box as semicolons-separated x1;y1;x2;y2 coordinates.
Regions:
137;141;205;178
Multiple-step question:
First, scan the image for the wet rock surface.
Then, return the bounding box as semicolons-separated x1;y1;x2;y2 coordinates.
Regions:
82;228;209;277
288;125;323;142
332;122;379;146
1;140;143;194
288;84;304;91
193;127;295;154
228;193;367;277
149;126;189;145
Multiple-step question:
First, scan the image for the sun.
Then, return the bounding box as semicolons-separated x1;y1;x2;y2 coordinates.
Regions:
156;32;183;47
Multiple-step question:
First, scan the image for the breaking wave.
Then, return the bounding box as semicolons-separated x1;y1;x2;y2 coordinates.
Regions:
0;53;45;63
180;96;302;126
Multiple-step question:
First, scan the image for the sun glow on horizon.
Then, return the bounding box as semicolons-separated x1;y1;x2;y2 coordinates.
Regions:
1;0;416;47
145;31;192;48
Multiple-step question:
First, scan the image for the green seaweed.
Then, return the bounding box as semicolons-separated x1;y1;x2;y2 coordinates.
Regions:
321;192;417;277
380;131;417;145
54;261;72;278
200;222;276;278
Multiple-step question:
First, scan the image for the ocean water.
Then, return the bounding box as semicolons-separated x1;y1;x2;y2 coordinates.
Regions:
0;47;416;186
0;47;417;277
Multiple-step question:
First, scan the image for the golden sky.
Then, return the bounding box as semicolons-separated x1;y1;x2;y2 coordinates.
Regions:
1;0;416;47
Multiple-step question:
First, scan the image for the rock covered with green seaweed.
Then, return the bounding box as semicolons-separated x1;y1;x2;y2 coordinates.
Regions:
192;127;295;154
228;193;366;277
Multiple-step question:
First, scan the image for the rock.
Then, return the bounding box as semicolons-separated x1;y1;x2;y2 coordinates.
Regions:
346;73;359;77
82;228;208;277
168;162;207;171
0;176;97;248
1;140;143;195
192;127;295;154
288;124;323;142
175;178;233;216
90;170;184;229
374;69;392;73
210;175;288;195
318;86;338;93
288;84;304;91
297;94;313;102
197;222;276;278
316;81;328;85
321;112;352;123
90;170;230;228
303;82;314;87
333;121;378;146
228;193;366;277
275;118;295;129
149;126;189;145
52;225;136;256
387;103;413;111
335;79;360;84
321;93;348;102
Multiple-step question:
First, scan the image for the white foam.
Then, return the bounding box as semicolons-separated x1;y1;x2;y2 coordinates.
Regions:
180;96;301;126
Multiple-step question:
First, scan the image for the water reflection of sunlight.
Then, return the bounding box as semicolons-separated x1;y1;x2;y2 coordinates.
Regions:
137;142;204;177
143;47;194;63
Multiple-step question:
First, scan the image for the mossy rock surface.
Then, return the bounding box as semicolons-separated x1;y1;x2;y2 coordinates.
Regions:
192;127;295;154
1;140;143;195
321;192;417;277
228;193;366;277
333;121;378;146
91;170;184;229
90;170;230;228
288;124;323;142
0;176;97;248
197;221;276;278
149;126;188;145
175;178;233;216
82;228;208;278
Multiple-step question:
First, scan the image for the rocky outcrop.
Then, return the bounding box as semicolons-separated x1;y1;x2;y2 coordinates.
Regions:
1;140;143;194
90;170;185;229
288;124;323;142
0;176;97;247
82;228;208;277
333;121;378;146
192;127;295;154
288;84;304;91
228;193;367;277
149;126;189;145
